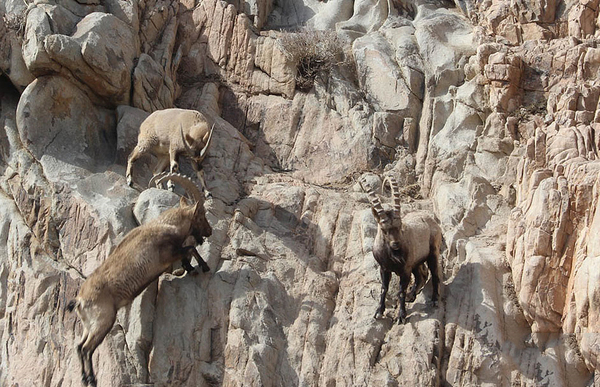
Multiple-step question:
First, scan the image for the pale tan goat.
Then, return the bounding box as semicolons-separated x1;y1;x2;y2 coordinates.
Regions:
366;176;443;324
126;108;214;190
67;174;212;386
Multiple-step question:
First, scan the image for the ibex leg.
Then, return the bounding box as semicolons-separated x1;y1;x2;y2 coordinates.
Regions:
374;268;391;319
192;162;211;198
80;306;116;386
182;245;210;273
126;146;145;187
167;150;180;191
397;273;410;324
77;328;89;384
426;252;440;306
406;263;428;303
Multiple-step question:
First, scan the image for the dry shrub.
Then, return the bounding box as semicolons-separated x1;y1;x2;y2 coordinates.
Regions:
277;29;345;91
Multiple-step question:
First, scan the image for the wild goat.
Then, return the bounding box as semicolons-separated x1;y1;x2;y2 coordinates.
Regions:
67;173;212;387
126;108;215;191
366;176;443;324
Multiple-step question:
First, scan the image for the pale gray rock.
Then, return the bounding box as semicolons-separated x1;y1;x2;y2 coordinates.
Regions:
16;76;116;172
133;188;180;225
3;0;600;385
305;0;354;30
45;12;136;105
22;5;63;75
353;32;422;113
373;111;403;147
0;12;35;91
336;0;390;34
115;105;149;165
414;6;475;92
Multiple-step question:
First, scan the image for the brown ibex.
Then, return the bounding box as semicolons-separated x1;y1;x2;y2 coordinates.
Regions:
126;108;214;191
67;174;212;386
366;176;443;324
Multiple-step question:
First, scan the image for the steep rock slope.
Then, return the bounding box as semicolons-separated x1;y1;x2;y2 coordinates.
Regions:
0;0;599;385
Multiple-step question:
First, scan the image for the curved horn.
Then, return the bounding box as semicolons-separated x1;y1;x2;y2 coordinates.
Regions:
180;124;194;156
197;123;215;162
149;172;204;203
358;176;385;218
382;176;401;215
367;190;385;219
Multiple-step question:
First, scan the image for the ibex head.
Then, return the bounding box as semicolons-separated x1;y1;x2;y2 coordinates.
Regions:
150;172;212;242
367;176;402;251
180;123;214;164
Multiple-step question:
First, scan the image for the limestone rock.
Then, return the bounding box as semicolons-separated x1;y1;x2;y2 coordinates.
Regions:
16;76;116;173
133;0;180;110
115;105;150;165
133;188;180;225
4;0;600;385
178;0;295;98
44;12;136;105
353;32;422;113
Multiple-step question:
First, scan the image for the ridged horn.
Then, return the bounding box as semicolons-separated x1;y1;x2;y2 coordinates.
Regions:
358;176;385;218
149;172;204;203
198;124;215;161
382;176;401;215
367;190;385;218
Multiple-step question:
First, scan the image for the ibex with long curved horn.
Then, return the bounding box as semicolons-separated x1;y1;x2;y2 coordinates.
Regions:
126;108;215;191
366;176;443;324
67;174;212;386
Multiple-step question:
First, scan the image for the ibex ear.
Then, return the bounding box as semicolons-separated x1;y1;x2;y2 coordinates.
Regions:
180;196;191;207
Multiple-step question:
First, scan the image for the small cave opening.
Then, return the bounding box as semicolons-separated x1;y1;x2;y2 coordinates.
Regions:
0;74;21;168
0;73;20;96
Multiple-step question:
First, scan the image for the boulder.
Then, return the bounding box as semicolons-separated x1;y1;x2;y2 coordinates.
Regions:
45;12;137;105
16;76;116;173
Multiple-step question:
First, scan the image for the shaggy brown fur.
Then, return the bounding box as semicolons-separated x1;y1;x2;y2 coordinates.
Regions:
68;177;211;386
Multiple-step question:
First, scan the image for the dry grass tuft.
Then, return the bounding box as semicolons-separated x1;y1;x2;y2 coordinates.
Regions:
277;29;345;91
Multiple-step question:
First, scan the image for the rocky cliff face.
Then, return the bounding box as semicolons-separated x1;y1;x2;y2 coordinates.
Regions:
1;0;599;385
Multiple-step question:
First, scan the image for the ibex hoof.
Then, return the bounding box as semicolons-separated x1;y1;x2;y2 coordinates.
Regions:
406;292;417;303
374;311;383;319
396;311;407;324
201;264;210;273
126;176;133;187
428;299;438;308
84;375;97;387
172;268;186;276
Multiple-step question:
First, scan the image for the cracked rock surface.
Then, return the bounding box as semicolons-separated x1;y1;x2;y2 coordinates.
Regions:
1;0;600;385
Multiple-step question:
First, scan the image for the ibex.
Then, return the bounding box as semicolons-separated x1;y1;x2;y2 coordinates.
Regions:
67;174;212;386
366;176;443;324
126;108;214;191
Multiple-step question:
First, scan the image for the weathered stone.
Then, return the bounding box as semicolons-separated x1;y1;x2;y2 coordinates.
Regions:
5;0;600;385
16;76;116;172
372;112;403;147
44;12;136;105
353;32;421;113
133;188;181;225
132;53;177;111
